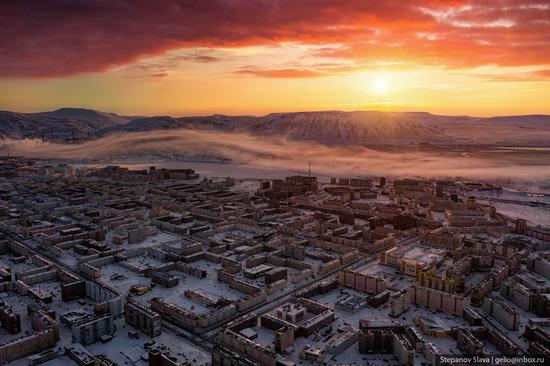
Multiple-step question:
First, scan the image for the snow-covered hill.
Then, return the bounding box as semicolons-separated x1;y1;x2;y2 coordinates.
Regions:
2;108;550;146
0;108;130;140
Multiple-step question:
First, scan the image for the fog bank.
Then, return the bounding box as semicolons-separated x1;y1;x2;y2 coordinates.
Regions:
2;128;550;181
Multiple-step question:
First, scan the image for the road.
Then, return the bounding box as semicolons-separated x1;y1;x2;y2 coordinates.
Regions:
1;227;377;354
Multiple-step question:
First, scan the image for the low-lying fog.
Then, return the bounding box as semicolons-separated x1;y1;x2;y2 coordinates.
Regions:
3;128;550;182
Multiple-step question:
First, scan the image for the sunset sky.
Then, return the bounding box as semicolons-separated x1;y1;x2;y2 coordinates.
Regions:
1;0;549;116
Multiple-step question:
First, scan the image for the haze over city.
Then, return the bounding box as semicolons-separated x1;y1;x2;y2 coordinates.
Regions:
1;2;550;366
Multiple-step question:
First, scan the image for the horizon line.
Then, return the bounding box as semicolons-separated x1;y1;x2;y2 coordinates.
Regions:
3;106;550;120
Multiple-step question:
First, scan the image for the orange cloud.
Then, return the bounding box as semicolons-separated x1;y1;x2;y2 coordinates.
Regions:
2;1;549;78
235;68;324;78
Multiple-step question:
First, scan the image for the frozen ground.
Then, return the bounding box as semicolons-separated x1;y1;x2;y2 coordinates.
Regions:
2;283;97;364
9;318;210;366
0;254;35;273
245;283;499;366
354;261;417;291
471;189;550;227
80;160;327;181
487;202;550;227
99;259;245;313
229;179;261;194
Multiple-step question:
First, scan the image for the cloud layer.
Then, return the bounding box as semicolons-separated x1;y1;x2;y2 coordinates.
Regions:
3;129;550;182
2;0;550;78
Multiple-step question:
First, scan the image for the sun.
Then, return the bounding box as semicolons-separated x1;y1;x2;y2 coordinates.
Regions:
371;75;389;94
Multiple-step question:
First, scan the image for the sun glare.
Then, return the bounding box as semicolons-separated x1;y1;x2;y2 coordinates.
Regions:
372;75;389;94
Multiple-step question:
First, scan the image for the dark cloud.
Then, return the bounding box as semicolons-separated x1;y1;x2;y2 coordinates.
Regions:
149;72;168;78
183;54;221;63
1;0;549;78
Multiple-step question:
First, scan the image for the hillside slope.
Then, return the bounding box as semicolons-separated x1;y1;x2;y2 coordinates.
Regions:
0;108;130;140
2;108;550;146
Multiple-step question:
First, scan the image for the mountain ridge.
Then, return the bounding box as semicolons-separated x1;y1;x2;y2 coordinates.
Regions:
1;107;550;146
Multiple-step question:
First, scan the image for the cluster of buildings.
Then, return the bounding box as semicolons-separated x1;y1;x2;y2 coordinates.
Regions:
0;157;549;366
